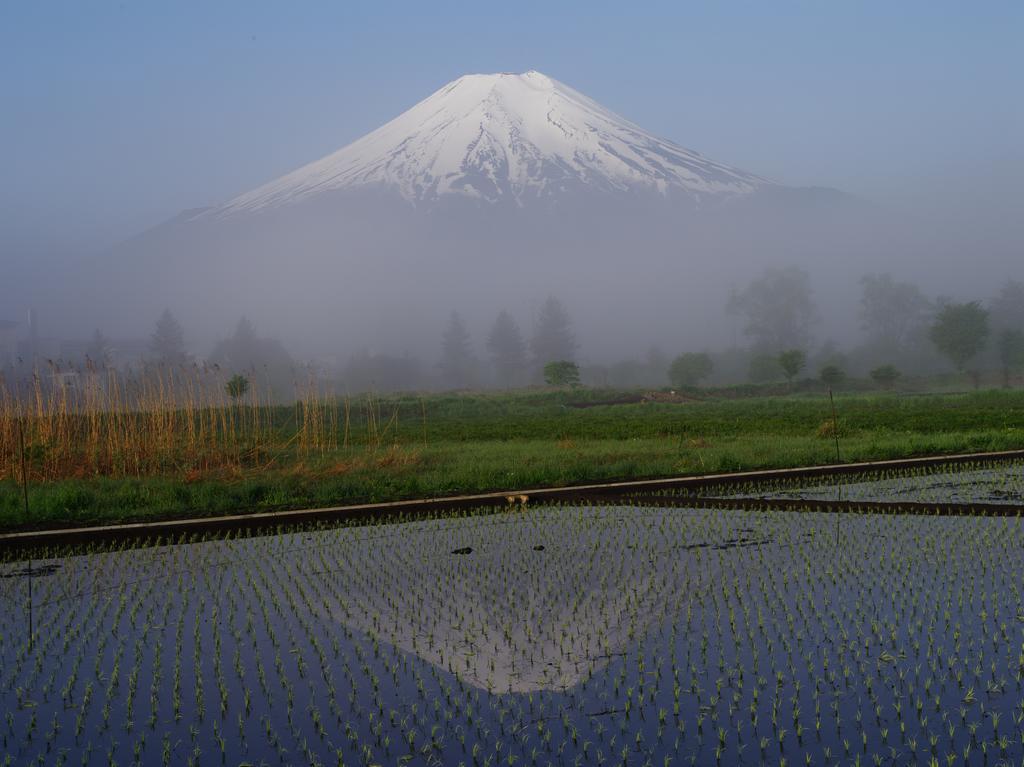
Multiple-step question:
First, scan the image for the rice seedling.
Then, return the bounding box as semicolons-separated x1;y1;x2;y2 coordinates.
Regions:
3;467;1024;764
704;458;1024;506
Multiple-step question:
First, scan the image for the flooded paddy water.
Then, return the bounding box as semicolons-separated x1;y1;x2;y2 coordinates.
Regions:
3;469;1024;765
714;460;1024;506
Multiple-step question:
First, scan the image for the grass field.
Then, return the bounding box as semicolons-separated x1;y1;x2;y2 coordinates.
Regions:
2;386;1024;531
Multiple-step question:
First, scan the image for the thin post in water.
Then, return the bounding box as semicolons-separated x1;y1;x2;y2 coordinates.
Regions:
18;417;33;651
828;388;841;464
829;388;842;546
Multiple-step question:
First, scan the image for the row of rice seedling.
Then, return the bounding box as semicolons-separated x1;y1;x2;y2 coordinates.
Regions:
688;459;1024;506
3;495;1024;765
770;461;1024;506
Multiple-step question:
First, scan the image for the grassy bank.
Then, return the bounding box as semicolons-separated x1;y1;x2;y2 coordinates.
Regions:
2;387;1023;531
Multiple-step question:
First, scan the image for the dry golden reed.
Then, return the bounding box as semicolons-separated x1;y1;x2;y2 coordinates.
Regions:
0;363;340;483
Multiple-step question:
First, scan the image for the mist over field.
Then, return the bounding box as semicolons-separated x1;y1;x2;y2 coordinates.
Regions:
1;4;1020;395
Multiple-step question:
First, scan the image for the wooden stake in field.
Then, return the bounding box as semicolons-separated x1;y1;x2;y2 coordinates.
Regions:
18;417;32;651
828;389;841;465
829;388;842;547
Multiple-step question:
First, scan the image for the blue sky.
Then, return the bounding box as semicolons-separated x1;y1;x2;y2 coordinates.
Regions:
2;1;1021;253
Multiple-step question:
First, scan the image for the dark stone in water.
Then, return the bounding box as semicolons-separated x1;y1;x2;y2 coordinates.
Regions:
0;563;61;579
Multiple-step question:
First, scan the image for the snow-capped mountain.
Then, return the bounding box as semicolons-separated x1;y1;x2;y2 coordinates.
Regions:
216;71;771;213
45;69;885;361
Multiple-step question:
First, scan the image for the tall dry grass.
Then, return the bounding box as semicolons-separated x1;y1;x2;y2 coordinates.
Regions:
0;362;340;483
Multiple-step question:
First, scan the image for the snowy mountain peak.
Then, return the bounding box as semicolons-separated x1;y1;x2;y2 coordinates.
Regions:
216;71;772;213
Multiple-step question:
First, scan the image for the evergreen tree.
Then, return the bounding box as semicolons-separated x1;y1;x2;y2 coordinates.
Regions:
209;316;294;397
486;311;526;387
85;328;111;369
990;280;1024;333
530;297;577;368
440;311;476;389
232;316;258;353
149;309;187;365
645;346;669;384
996;329;1024;388
212;317;260;369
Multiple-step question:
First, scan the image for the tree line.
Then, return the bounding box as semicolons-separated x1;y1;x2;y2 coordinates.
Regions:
74;272;1024;394
438;297;578;389
673;268;1024;390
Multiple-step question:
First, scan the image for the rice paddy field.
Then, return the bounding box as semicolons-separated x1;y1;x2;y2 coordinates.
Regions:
707;459;1024;506
4;463;1024;766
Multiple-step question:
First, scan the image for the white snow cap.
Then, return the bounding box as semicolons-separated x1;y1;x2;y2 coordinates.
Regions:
219;70;770;212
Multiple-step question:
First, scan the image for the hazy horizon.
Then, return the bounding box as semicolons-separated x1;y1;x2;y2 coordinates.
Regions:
3;3;1020;252
1;2;1021;382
